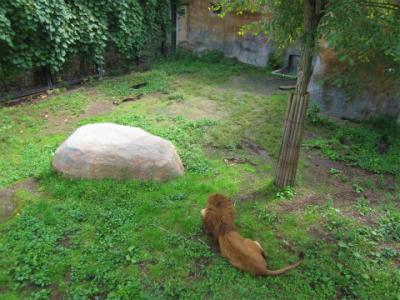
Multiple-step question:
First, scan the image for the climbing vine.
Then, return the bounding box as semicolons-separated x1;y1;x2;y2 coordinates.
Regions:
0;0;172;76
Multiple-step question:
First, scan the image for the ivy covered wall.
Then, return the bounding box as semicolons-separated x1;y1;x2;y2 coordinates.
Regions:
0;0;173;92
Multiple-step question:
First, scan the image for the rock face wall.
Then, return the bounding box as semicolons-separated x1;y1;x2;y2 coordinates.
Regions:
181;0;273;67
181;2;400;121
308;55;400;122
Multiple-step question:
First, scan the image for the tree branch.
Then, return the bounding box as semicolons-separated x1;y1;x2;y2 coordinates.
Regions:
316;0;328;23
356;1;400;10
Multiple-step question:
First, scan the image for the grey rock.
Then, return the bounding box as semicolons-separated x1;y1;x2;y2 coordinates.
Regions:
308;55;325;104
237;34;273;67
53;123;184;181
187;29;273;67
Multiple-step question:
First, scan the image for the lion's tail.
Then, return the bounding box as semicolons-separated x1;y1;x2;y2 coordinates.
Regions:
261;253;304;276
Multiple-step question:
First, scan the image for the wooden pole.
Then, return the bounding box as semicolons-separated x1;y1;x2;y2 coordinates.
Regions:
275;0;318;187
276;93;309;187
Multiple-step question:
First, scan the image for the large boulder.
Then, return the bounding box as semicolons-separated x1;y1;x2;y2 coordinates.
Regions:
52;123;184;181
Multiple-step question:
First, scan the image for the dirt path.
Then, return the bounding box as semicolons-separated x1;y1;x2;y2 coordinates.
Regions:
0;178;39;222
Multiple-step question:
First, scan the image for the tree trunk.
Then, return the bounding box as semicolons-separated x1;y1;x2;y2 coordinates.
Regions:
171;1;177;53
275;0;319;187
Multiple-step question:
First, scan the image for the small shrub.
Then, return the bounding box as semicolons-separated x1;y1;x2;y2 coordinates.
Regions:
353;197;372;216
307;104;336;128
167;92;186;102
267;51;284;70
327;168;348;182
381;247;399;259
379;210;400;242
328;168;341;175
276;186;295;200
352;183;364;194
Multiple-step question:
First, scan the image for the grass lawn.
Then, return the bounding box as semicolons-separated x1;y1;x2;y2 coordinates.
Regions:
0;53;399;299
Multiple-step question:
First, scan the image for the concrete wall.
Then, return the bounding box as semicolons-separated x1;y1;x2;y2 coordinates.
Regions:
180;0;273;67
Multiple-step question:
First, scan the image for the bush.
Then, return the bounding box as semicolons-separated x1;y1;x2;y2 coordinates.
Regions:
267;51;284;70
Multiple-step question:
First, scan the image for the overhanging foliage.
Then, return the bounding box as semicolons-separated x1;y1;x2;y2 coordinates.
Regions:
218;0;400;66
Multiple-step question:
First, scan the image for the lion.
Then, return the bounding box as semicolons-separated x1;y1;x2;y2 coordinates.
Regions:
201;193;303;276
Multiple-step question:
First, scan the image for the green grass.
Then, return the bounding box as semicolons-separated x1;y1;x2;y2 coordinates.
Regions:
306;106;400;175
0;53;399;299
98;70;169;98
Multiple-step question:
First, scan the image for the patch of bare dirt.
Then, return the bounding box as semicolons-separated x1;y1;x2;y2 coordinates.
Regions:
239;139;272;160
138;259;158;275
163;97;228;120
300;150;396;226
303;151;387;205
223;157;257;166
205;139;273;170
304;131;318;140
44;112;76;133
50;284;65;300
232;189;271;204
188;256;213;280
346;210;381;227
81;100;115;118
2;91;50;107
58;235;71;248
308;225;336;244
274;231;305;256
0;178;38;222
275;190;379;227
378;243;400;267
225;75;296;96
276;193;322;213
43;100;115;134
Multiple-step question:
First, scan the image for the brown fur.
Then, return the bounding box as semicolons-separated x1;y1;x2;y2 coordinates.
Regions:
202;194;303;276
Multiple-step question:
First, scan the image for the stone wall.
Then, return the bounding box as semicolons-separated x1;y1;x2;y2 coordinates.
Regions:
181;0;274;67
